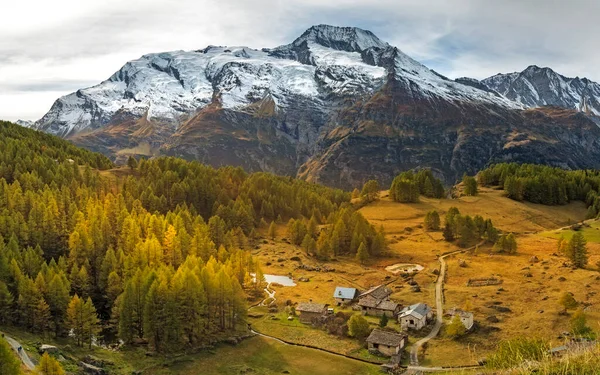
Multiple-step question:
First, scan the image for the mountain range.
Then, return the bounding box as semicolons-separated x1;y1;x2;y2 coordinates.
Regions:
28;25;600;188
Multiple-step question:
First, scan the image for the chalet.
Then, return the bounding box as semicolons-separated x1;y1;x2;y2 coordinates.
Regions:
446;308;474;330
296;302;328;324
366;329;408;357
399;303;433;330
357;285;400;317
333;287;359;306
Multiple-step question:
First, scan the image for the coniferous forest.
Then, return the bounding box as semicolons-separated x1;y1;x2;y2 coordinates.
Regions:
0;120;370;353
479;163;600;217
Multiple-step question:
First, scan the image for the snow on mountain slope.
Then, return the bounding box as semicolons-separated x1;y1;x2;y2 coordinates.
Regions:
482;65;600;115
35;24;523;138
15;120;33;128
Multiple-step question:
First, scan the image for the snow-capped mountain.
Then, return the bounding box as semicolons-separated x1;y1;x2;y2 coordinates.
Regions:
34;24;518;138
481;65;600;115
32;25;600;187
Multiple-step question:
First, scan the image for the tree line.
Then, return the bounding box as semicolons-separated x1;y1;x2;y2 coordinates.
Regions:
479;163;600;216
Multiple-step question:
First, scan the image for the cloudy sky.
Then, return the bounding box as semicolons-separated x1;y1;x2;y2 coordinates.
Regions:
2;0;599;121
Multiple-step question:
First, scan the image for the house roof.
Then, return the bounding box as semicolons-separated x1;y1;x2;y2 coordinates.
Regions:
358;284;392;300
366;329;407;347
334;287;358;300
377;300;400;311
358;296;399;311
357;295;380;308
296;302;327;313
399;303;431;320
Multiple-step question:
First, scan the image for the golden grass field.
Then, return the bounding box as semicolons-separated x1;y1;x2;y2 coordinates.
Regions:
251;186;600;368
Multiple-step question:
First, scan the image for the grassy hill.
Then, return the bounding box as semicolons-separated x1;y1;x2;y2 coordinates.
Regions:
358;185;599;367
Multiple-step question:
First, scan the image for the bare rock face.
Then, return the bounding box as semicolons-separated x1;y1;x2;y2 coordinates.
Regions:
31;25;600;187
482;65;600;115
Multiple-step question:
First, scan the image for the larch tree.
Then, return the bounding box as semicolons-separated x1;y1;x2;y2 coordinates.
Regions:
360;180;380;203
0;337;22;375
46;275;70;336
37;352;65;375
127;155;138;171
0;281;14;324
462;175;478;196
569;232;588;268
268;221;277;240
355;242;369;265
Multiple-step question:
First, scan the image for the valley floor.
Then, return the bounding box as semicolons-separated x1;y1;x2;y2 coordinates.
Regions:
249;187;598;369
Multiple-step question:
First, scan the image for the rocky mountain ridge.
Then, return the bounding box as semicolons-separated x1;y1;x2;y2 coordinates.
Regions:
31;25;600;188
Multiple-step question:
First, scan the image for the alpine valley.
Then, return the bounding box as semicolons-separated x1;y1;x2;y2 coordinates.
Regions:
31;25;600;188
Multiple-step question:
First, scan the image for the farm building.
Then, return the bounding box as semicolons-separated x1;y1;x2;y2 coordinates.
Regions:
358;297;400;317
357;285;399;317
358;285;393;301
333;287;359;306
398;303;433;330
296;302;328;324
446;308;474;330
366;329;408;357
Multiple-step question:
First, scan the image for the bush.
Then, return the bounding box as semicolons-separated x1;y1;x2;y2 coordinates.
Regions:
347;314;370;340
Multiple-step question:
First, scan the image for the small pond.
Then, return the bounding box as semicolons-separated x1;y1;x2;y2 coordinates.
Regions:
385;263;424;275
252;273;297;286
264;274;297;286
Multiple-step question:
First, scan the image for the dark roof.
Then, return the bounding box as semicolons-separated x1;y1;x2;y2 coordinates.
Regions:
296;302;327;313
358;295;399;311
366;329;407;347
359;285;392;300
377;300;400;311
334;287;358;300
358;295;380;308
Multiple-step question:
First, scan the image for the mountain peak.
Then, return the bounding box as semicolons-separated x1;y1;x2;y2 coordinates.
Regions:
291;24;388;52
522;64;554;74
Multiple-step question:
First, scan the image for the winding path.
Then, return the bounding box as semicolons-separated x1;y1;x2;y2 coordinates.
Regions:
259;282;275;306
3;334;36;370
408;250;463;367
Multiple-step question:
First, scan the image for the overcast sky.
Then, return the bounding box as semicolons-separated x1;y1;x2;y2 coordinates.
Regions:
2;0;600;121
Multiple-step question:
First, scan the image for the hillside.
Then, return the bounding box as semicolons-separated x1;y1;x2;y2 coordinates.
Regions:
358;186;599;367
30;25;600;188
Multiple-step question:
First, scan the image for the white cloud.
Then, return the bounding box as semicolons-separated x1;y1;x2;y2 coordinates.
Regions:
2;0;600;121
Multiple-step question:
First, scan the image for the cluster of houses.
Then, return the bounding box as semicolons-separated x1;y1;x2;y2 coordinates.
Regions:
294;284;474;360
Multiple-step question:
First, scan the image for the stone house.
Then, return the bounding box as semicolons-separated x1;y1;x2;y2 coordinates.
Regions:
333;287;359;306
296;302;328;324
358;297;400;317
398;303;433;330
357;285;400;317
366;329;408;357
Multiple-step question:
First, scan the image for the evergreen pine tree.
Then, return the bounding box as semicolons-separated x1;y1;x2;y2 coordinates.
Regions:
355;243;369;264
569;232;588;268
268;221;277;240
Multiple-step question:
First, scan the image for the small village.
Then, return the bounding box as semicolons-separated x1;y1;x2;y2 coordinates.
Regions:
292;283;475;371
